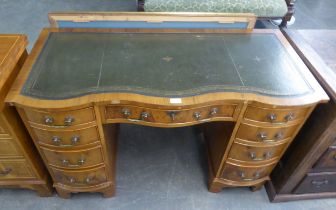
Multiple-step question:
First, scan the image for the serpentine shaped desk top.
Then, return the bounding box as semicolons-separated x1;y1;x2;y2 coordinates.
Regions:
6;29;328;108
22;31;312;99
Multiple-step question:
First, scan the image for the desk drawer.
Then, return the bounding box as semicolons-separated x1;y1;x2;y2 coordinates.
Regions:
294;172;336;194
53;166;107;187
105;104;237;124
32;126;100;147
313;147;336;171
0;159;35;179
24;107;95;127
228;141;286;163
236;123;298;143
41;146;104;169
0;138;22;157
244;106;309;124
221;162;275;182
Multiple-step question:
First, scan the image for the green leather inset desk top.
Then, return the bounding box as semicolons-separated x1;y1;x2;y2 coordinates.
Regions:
22;32;312;100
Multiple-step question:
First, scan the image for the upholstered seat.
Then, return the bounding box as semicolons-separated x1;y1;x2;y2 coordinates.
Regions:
144;0;287;17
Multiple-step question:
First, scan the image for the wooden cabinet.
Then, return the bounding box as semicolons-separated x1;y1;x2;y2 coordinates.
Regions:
0;35;52;196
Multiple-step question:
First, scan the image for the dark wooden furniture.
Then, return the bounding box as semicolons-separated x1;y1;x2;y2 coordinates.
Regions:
137;0;296;27
266;29;336;202
0;35;52;196
6;28;327;198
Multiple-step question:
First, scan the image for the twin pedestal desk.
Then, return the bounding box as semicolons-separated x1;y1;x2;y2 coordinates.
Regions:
5;28;328;198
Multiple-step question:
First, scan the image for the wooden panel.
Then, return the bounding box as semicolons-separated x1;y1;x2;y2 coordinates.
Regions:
294;172;336;194
32;125;100;147
312;146;336;171
222;161;276;182
41;146;104;169
0;159;35;179
236;123;298;143
228;140;287;163
52;166;107;187
244;106;309;125
105;104;237;124
24;107;95;127
0;138;22;157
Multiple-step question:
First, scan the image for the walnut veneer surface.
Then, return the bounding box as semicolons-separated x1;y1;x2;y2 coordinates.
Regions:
0;35;52;196
6;28;328;198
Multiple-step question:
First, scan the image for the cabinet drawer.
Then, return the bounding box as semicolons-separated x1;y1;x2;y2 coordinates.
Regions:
105;104;237;124
24;107;95;127
41;146;104;169
313;147;336;171
236;123;298;143
221;162;276;182
32;126;100;147
228;141;286;163
0;138;22;157
244;106;309;124
52;166;107;187
294;172;336;194
0;159;35;179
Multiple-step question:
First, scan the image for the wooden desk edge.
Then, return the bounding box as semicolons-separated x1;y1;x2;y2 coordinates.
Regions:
5;28;329;109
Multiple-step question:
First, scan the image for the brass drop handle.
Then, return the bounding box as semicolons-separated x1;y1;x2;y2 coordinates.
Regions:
51;135;80;147
167;111;179;121
71;135;80;145
43;115;75;128
210;107;219;116
140;112;150;121
193;112;201;120
0;168;12;176
285;113;295;122
44;116;54;125
267;113;277;123
274;132;284;140
249;151;273;161
67;176;94;184
121;108;131;118
311;180;329;188
257;132;268;141
239;171;260;181
62;158;85;167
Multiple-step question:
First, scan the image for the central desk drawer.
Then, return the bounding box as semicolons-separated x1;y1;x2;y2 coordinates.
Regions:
41;146;104;169
236;123;298;143
0;159;35;179
52;166;107;187
24;107;96;127
294;172;336;194
228;141;286;163
32;126;100;147
105;104;237;124
222;162;276;182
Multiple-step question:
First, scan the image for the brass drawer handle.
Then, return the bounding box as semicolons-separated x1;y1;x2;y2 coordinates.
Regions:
311;180;329;188
239;171;261;181
285;113;295;122
121;108;131;118
62;158;85;167
140;112;150;121
43;115;75;128
209;107;219;116
52;135;80;147
0;168;12;176
193;112;201;120
167;111;179;121
267;113;277;123
257;132;283;142
249;151;272;161
257;132;267;140
67;176;94;185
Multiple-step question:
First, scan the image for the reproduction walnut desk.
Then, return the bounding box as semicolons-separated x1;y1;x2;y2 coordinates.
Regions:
0;35;52;196
6;28;328;198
